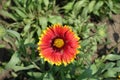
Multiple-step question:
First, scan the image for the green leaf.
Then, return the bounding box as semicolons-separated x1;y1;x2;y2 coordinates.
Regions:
0;26;6;38
7;30;20;41
26;0;32;7
105;54;120;61
27;0;35;12
48;15;62;24
112;67;120;72
43;0;49;7
62;1;74;13
94;1;104;11
22;0;27;7
13;0;21;7
102;62;115;72
111;6;120;14
81;7;89;18
39;16;48;29
5;52;21;69
93;1;104;15
77;68;92;79
43;73;54;80
3;36;15;49
24;23;31;32
27;72;42;79
5;52;35;72
24;37;34;44
10;7;27;18
24;31;35;44
88;0;96;13
13;65;35;72
103;69;116;78
73;0;87;16
90;64;98;75
81;39;90;47
117;60;120;67
37;27;41;36
0;10;17;21
4;0;11;8
108;0;113;10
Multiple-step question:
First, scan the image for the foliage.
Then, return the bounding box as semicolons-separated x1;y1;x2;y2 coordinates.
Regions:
62;0;120;19
0;0;120;80
0;0;62;44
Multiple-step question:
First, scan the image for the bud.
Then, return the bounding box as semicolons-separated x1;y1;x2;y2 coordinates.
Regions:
98;26;106;38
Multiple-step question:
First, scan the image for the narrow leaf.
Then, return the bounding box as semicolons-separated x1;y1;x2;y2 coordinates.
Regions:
0;10;17;21
39;17;48;29
88;1;96;12
5;52;21;69
7;30;20;41
105;54;120;61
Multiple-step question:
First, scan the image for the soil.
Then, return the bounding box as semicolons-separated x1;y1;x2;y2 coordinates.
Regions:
97;14;120;56
0;40;11;63
107;14;120;53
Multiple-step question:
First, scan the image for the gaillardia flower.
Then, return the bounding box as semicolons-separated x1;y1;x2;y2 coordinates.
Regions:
38;24;80;66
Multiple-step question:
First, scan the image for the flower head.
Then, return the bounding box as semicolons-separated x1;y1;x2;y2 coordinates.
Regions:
38;24;80;66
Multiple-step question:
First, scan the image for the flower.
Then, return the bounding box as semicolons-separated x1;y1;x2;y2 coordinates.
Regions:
37;24;80;66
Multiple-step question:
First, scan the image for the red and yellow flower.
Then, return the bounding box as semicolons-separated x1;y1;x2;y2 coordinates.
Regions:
37;24;80;66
